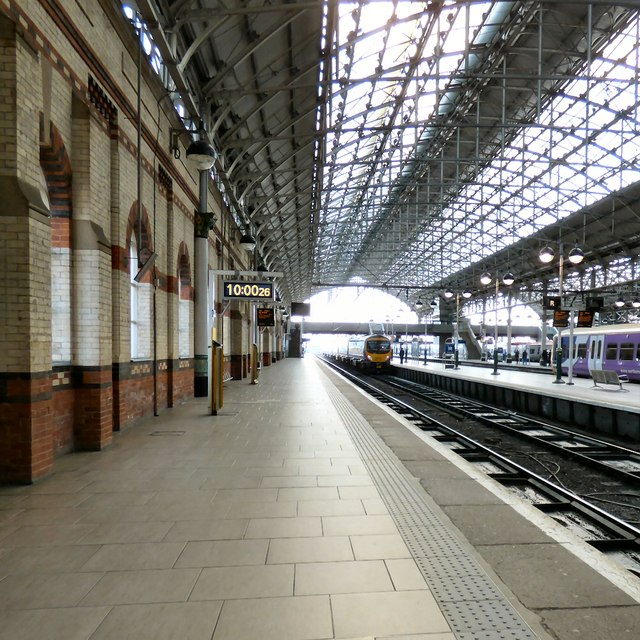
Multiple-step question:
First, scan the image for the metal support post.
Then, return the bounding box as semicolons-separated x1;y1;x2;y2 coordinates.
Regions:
491;278;500;375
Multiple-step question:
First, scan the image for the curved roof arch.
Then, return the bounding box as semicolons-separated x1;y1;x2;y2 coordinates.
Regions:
127;0;640;311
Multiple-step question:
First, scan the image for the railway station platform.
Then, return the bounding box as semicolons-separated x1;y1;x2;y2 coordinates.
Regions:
1;357;639;640
398;358;640;443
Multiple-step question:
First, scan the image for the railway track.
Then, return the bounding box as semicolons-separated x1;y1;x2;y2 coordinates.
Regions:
320;355;640;577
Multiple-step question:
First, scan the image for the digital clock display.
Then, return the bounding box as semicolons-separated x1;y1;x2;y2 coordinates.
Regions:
222;280;274;301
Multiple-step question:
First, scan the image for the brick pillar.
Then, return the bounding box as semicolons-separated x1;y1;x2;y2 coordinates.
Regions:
261;330;272;366
0;196;55;482
229;306;245;379
0;25;55;482
71;101;113;450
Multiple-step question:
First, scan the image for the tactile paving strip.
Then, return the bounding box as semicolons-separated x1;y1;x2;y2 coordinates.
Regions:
327;386;540;640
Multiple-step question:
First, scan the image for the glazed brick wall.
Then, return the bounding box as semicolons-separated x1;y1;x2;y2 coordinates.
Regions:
51;248;72;363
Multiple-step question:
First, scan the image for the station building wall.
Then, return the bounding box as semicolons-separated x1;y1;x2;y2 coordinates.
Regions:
0;0;281;483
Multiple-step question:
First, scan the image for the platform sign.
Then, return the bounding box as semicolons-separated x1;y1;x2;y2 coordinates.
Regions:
552;309;570;328
222;280;274;301
544;296;562;310
577;310;595;328
257;307;275;327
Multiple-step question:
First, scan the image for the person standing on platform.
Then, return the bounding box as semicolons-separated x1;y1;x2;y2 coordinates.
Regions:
399;346;405;364
522;348;529;365
514;348;520;364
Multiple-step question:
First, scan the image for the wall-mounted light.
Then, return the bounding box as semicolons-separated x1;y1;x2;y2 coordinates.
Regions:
170;129;181;159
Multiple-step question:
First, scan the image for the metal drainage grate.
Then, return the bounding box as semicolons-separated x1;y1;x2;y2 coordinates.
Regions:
327;386;539;640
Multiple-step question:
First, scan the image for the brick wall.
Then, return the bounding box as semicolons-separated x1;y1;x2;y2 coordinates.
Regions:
0;0;258;482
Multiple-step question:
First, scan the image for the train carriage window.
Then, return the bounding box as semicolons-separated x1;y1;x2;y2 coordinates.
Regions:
577;343;587;359
597;341;602;359
605;343;618;360
589;341;595;358
620;342;634;361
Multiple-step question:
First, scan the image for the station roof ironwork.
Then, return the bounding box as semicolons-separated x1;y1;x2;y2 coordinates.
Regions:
126;0;640;310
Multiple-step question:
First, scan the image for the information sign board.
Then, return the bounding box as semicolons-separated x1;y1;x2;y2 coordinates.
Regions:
553;309;570;328
257;308;275;327
577;310;595;328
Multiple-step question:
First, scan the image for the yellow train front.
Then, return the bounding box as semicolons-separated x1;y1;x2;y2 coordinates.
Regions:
342;334;393;371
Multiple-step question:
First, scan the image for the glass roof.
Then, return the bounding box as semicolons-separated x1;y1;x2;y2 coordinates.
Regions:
315;1;640;295
125;1;640;309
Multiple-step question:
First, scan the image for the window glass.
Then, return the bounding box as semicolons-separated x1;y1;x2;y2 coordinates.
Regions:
605;343;618;360
367;339;390;353
620;342;634;361
577;343;587;358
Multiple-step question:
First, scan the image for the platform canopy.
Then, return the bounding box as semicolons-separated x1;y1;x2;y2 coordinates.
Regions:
126;0;640;315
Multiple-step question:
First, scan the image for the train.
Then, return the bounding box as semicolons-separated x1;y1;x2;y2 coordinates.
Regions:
551;323;640;381
333;333;393;371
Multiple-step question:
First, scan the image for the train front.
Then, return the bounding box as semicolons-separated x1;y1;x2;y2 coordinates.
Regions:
363;334;393;370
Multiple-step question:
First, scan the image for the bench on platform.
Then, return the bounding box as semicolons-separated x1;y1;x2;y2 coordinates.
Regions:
591;368;629;390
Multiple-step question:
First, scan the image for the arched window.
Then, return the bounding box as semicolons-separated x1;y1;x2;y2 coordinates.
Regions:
178;250;192;358
129;241;139;359
40;125;71;364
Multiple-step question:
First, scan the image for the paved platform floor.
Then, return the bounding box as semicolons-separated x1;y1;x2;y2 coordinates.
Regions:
0;357;638;639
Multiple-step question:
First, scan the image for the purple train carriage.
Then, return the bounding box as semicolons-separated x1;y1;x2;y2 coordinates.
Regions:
552;323;640;381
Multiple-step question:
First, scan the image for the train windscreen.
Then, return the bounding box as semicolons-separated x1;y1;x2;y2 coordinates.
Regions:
367;339;390;353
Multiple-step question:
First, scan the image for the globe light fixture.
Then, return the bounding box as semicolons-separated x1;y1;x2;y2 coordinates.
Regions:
462;289;472;299
568;245;585;265
414;299;424;311
538;246;555;264
632;299;640;309
502;272;515;286
480;271;492;286
430;299;438;308
239;233;256;251
615;297;625;308
443;287;454;299
186;139;217;171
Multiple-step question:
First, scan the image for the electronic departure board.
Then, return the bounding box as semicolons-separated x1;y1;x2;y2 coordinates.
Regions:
222;280;274;301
